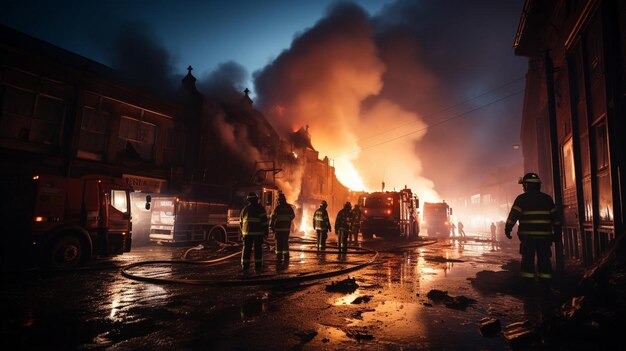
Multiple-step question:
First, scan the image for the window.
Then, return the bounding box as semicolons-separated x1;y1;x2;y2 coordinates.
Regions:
117;116;156;161
0;86;65;145
78;107;110;160
562;138;575;189
594;122;612;222
110;190;128;213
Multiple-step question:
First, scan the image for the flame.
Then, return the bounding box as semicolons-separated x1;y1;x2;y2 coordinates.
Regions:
334;158;367;191
299;208;313;237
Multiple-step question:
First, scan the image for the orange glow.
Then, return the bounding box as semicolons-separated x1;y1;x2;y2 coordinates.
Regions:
32;175;39;180
34;216;44;222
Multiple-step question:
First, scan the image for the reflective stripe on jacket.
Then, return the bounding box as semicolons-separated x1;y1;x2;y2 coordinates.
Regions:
505;190;561;239
270;203;295;232
240;202;269;236
313;208;331;230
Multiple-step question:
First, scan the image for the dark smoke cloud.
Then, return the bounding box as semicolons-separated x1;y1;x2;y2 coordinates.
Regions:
109;21;179;95
197;61;248;103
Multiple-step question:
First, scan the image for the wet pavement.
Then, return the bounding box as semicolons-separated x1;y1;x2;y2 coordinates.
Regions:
1;232;577;350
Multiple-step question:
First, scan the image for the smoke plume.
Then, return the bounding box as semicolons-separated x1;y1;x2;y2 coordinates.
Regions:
255;0;526;201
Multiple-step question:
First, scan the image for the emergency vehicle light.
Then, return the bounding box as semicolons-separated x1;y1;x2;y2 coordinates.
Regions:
34;216;45;222
33;175;39;180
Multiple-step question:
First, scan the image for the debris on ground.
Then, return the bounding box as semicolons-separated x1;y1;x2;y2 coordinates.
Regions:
352;308;375;320
502;320;541;348
343;327;374;340
294;330;317;343
426;289;476;310
326;277;359;293
479;317;501;337
423;256;465;263
351;295;372;304
554;232;626;348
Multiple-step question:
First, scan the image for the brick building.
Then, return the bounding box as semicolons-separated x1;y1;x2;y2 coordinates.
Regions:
514;0;625;265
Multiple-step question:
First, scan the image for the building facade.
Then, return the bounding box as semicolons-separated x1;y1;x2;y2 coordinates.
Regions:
515;0;625;265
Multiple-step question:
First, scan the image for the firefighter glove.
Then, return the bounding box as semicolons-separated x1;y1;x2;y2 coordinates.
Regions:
505;230;512;240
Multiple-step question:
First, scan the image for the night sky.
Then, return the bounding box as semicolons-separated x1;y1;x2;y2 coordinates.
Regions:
0;0;527;200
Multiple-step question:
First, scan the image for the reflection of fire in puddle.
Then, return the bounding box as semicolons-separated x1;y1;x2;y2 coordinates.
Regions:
330;290;362;306
348;301;432;342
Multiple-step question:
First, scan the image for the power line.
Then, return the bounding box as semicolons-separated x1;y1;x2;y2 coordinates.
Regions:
331;89;524;158
324;76;526;155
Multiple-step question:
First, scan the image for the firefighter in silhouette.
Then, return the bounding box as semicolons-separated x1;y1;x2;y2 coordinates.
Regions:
457;221;466;239
490;222;497;241
270;192;295;262
335;202;353;253
313;200;332;251
240;192;269;272
350;204;362;243
505;173;562;285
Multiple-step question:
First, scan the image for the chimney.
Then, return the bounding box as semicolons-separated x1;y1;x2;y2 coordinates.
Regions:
241;88;253;107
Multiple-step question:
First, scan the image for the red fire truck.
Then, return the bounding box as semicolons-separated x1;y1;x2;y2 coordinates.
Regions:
359;188;420;240
6;174;135;269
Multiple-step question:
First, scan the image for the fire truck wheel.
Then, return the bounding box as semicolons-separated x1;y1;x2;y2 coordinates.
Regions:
208;227;227;243
46;234;84;269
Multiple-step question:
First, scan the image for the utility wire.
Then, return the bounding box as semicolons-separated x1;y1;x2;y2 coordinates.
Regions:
324;76;525;155
331;89;525;158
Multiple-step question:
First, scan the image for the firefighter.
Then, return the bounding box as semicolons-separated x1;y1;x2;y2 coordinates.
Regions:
457;221;466;239
270;192;295;262
313;200;332;251
240;192;269;272
350;204;362;243
505;173;562;285
335;202;353;253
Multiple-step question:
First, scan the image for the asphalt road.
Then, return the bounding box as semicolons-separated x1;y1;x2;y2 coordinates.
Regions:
1;231;569;350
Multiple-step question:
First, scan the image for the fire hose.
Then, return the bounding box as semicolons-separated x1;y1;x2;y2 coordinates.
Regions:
121;236;438;285
121;241;377;286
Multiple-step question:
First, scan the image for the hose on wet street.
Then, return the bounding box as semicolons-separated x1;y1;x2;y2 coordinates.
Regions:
120;236;437;286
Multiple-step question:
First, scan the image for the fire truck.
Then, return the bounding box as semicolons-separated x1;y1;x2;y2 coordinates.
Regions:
422;201;453;237
5;174;134;269
148;196;229;244
359;187;420;239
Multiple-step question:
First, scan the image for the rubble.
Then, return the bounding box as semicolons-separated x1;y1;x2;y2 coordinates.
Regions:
325;277;359;293
555;232;626;348
351;295;372;304
502;320;541;348
294;330;317;343
478;317;501;337
343;327;374;340
426;289;476;310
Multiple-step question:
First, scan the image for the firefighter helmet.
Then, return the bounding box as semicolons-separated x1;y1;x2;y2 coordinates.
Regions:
278;191;286;203
246;192;259;201
519;173;542;184
344;202;351;209
321;200;328;207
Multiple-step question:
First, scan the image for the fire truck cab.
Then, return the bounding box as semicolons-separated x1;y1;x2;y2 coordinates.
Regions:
24;174;133;269
359;188;420;240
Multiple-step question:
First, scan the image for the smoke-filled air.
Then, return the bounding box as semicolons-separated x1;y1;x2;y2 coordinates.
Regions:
255;1;526;203
255;3;437;199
